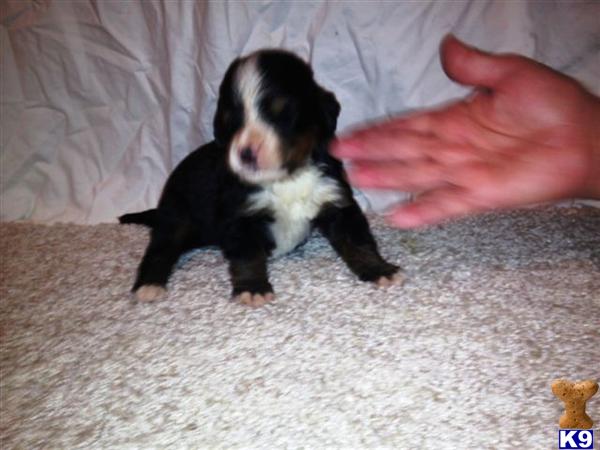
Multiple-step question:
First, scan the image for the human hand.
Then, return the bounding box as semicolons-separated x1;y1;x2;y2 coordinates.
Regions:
332;35;600;228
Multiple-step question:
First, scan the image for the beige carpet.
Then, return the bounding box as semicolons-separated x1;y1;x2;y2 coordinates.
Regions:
1;207;599;449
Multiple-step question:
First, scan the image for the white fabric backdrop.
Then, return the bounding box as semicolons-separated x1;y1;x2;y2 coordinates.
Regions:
1;0;599;224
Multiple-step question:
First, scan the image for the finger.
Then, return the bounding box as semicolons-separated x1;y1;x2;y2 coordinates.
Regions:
342;112;438;144
348;160;447;192
358;111;437;135
386;186;488;228
332;129;451;162
334;100;479;157
441;34;521;89
347;140;479;171
331;111;441;159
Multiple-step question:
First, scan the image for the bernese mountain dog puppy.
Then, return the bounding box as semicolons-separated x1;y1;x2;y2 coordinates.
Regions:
119;49;402;306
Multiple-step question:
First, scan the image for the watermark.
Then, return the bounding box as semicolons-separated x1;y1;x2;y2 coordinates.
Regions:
552;379;598;449
558;429;594;450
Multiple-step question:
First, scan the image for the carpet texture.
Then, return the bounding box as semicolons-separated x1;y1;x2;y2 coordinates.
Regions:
1;207;599;449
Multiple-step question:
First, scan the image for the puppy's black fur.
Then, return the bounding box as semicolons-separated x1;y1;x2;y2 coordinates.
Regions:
120;50;400;303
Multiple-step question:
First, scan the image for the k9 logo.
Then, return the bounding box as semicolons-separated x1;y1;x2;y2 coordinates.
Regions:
558;429;594;449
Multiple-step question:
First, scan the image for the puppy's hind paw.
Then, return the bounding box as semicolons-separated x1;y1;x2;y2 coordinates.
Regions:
135;285;167;302
235;291;275;308
376;271;405;288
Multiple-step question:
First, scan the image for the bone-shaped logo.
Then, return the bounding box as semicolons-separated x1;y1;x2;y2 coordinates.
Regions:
552;379;598;429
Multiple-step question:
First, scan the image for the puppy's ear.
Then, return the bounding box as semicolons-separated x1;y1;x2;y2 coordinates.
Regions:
318;87;341;137
213;99;229;147
213;58;242;147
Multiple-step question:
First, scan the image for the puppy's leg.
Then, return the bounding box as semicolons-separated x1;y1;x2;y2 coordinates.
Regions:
316;204;403;287
228;255;274;307
132;221;191;301
222;219;274;307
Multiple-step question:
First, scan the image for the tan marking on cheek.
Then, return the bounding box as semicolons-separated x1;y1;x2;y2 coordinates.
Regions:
286;132;317;169
257;126;282;170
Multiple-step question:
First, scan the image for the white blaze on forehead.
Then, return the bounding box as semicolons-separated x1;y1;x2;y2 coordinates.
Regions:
236;55;263;122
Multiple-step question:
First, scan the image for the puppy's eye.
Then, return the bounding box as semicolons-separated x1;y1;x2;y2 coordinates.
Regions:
270;97;288;116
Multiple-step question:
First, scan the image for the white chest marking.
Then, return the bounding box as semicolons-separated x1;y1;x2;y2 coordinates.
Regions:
245;166;344;257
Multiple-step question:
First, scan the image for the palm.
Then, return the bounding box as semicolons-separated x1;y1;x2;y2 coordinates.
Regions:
424;79;591;208
452;64;594;206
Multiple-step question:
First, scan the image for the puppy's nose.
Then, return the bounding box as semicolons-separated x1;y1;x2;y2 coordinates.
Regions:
240;147;257;167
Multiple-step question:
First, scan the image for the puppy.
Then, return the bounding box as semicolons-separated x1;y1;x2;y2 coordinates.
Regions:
119;49;402;306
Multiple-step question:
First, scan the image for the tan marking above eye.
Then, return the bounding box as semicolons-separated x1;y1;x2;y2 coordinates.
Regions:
270;97;288;115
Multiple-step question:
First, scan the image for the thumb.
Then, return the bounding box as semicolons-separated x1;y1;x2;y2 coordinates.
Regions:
441;35;520;89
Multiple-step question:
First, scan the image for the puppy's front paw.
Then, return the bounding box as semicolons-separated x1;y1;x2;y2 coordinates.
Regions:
235;291;275;307
358;262;404;288
376;271;405;288
135;284;167;302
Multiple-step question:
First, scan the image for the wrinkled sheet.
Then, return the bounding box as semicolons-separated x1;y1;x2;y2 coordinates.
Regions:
1;0;599;224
